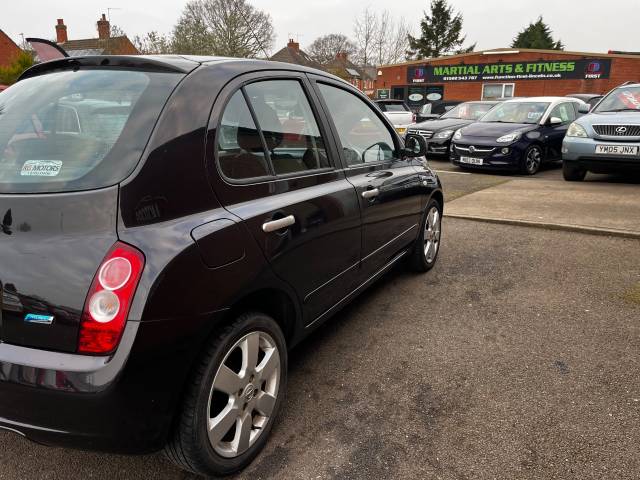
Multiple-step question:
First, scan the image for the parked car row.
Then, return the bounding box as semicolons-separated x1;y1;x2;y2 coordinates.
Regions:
404;85;640;179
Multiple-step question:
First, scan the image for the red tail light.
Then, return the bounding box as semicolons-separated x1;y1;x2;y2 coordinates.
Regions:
412;113;417;123
78;242;145;355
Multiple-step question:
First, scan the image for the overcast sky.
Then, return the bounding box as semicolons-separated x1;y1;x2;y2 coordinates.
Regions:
3;0;639;55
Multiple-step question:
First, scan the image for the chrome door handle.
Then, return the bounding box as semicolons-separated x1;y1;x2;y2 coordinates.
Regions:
262;215;295;233
361;188;379;199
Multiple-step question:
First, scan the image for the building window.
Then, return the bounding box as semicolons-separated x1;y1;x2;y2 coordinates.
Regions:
482;83;515;100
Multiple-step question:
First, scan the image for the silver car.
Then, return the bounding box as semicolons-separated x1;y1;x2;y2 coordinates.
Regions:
562;83;640;181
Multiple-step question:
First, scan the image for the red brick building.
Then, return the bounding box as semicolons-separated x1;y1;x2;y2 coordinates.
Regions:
55;15;138;56
375;48;640;109
0;29;21;68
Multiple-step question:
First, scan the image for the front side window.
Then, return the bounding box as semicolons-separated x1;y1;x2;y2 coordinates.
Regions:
549;103;576;124
318;83;395;166
481;102;550;125
244;80;330;175
0;69;181;193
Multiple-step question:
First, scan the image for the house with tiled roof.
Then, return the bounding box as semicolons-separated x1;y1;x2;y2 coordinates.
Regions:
0;28;21;68
55;15;138;56
325;52;376;96
270;39;323;70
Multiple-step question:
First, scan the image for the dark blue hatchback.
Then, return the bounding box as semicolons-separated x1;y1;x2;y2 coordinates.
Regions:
450;97;584;175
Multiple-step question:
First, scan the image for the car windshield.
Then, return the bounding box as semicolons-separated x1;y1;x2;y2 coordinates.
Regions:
0;68;182;193
378;102;409;112
442;102;495;120
594;86;640;113
481;102;549;124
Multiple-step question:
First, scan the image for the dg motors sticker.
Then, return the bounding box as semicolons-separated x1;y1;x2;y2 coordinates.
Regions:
20;160;63;177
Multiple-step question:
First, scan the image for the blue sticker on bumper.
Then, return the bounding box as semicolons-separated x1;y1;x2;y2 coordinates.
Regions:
24;313;54;325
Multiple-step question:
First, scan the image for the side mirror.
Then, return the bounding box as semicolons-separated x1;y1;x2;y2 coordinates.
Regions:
402;135;427;158
578;104;591;114
548;116;563;126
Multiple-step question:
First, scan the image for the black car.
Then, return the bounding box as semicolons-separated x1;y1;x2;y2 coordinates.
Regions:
407;101;500;157
414;100;463;122
450;97;584;175
0;55;443;477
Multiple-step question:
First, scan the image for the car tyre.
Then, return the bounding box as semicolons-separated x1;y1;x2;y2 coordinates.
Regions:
164;312;287;477
520;145;543;175
562;162;587;181
408;198;442;272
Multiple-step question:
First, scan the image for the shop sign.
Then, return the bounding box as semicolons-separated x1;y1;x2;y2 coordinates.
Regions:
407;59;612;83
376;88;390;99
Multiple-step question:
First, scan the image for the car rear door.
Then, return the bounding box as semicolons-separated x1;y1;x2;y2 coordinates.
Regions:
309;76;423;281
206;71;361;325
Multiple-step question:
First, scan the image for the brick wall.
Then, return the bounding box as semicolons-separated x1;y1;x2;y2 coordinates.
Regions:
376;50;640;101
0;30;21;68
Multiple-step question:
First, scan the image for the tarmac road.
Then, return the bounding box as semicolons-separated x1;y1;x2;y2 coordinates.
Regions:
2;167;640;479
2;218;639;480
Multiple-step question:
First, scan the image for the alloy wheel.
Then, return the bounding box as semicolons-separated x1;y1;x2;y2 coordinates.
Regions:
525;146;542;174
424;206;441;264
206;331;281;458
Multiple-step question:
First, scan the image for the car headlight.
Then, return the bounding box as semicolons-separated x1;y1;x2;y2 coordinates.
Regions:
453;129;463;141
566;122;588;138
496;132;522;143
434;129;454;139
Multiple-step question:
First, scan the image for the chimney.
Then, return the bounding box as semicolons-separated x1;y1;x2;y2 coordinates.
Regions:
55;18;68;43
287;39;299;52
336;52;348;62
97;13;110;39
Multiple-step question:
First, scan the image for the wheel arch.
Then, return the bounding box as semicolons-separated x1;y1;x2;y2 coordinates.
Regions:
224;287;299;346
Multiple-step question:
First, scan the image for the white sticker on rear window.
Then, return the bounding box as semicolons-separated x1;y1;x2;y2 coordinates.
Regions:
20;160;63;177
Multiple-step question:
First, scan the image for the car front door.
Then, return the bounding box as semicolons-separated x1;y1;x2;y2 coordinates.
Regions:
311;77;424;280
207;73;362;325
543;102;577;159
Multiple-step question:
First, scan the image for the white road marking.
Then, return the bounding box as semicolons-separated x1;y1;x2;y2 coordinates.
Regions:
433;170;471;175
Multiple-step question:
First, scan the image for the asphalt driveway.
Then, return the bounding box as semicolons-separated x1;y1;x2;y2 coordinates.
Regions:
2;164;639;479
2;216;639;479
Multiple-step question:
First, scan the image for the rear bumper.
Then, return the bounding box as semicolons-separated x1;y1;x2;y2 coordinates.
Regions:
0;312;219;453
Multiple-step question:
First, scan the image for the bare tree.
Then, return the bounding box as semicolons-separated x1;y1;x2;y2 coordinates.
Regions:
172;0;274;58
384;17;411;64
307;34;357;65
354;9;411;66
110;24;127;37
353;7;378;65
133;31;173;54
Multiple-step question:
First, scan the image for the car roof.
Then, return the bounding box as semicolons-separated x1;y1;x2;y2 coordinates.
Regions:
502;96;585;107
19;54;349;84
567;93;602;99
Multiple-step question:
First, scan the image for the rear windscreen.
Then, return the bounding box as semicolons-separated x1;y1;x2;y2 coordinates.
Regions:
0;68;183;193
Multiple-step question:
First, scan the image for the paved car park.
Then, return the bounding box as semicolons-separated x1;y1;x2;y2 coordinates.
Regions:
1;162;639;479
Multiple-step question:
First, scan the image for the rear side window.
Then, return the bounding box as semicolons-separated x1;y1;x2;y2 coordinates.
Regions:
217;90;271;180
0;69;182;193
245;80;330;175
217;79;331;180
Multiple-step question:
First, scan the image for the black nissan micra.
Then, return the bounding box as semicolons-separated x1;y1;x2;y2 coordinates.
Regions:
0;55;443;477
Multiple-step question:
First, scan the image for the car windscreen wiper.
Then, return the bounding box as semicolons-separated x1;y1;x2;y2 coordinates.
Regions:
598;108;640;113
